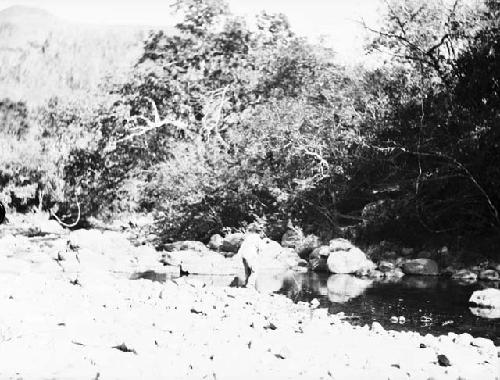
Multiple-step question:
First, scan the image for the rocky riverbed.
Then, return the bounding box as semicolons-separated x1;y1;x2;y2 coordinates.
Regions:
0;215;499;379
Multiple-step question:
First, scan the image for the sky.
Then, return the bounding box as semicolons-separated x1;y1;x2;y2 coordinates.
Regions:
0;0;384;62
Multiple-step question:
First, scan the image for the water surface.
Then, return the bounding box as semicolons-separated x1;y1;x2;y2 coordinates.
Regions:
132;270;500;344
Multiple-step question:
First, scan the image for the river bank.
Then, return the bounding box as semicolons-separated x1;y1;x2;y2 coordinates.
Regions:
0;214;498;379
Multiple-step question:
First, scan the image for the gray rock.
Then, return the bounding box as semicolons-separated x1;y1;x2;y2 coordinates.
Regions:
478;269;500;282
437;354;451;367
221;233;246;255
401;259;439;276
451;269;478;282
309;246;330;272
295;234;321;260
378;261;396;273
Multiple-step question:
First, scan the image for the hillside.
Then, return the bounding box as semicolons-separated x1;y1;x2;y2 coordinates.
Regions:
0;6;149;105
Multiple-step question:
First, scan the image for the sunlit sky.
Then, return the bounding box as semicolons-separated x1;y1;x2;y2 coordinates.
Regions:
0;0;385;62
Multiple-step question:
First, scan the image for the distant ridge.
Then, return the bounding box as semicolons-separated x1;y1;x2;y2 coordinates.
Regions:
0;5;61;25
0;5;147;104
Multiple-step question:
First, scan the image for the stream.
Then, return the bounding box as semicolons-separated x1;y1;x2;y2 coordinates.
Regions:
132;270;500;345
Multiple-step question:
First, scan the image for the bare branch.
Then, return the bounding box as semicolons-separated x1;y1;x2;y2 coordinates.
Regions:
51;202;81;228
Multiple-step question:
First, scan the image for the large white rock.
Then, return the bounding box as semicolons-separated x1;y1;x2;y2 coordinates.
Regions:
327;242;374;274
237;233;293;274
469;288;500;309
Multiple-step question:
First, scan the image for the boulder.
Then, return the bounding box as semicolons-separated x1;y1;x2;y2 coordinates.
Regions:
451;269;478;283
163;241;208;253
208;234;223;251
327;240;374;274
237;234;292;274
469;288;500;309
309;246;331;272
295;234;321;260
221;233;245;255
401;259;439;276
378;261;396;273
478;269;500;282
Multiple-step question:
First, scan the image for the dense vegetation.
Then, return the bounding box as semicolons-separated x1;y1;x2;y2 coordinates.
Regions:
1;0;499;250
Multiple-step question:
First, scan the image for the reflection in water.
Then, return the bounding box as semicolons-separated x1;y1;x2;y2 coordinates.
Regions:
291;272;500;344
326;274;373;303
252;270;302;300
400;276;439;289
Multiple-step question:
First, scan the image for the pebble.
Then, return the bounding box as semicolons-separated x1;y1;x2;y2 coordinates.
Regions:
437;354;451;367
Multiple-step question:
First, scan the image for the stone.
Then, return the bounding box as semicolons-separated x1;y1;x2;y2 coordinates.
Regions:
327;242;374;274
238;234;290;275
469;288;500;309
309;246;330;272
451;269;478;282
401;259;439;276
221;233;245;255
378;261;395;273
208;234;223;251
437;354;451;367
478;269;500;282
295;234;321;260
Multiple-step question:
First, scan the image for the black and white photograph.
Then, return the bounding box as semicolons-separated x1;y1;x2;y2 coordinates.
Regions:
0;0;499;378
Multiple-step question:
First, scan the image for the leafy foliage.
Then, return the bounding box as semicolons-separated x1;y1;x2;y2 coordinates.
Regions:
2;0;499;248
